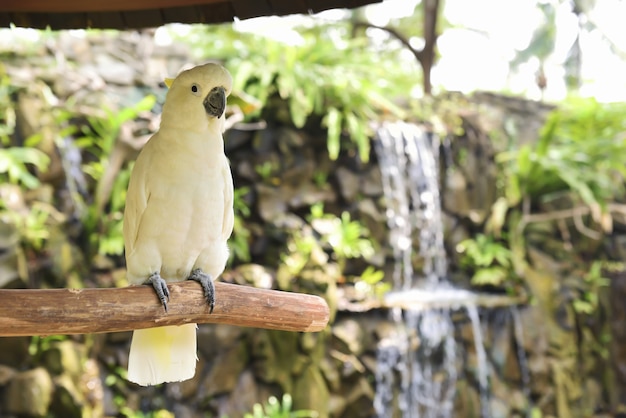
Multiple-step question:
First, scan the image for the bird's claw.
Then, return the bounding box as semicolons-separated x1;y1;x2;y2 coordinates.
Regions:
188;269;215;313
148;272;170;312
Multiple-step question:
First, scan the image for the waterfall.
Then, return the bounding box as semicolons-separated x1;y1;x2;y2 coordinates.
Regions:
374;122;491;418
375;122;446;290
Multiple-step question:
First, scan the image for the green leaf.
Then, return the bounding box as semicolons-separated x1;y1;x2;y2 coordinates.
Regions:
360;266;385;285
487;197;509;237
345;111;370;162
515;145;532;178
0;147;50;189
324;107;342;160
471;267;508;286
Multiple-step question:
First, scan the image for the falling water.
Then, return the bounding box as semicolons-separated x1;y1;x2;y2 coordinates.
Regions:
375;122;446;290
374;122;491;418
467;305;490;418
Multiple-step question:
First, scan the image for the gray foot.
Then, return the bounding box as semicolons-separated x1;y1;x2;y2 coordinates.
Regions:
147;272;170;312
188;269;215;313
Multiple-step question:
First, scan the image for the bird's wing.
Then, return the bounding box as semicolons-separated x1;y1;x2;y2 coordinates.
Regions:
123;145;152;257
221;155;235;241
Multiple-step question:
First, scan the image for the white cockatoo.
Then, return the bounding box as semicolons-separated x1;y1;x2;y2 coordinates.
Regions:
123;63;234;386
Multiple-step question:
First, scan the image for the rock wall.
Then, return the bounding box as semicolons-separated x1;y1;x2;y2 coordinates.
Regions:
0;29;622;418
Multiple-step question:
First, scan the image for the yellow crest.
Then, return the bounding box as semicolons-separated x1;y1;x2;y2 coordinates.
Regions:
164;78;175;88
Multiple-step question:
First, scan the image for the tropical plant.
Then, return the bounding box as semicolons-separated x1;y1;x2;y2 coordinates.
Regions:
229;186;252;264
497;97;626;212
0;147;49;189
477;97;626;292
572;261;610;315
76;95;156;256
308;203;376;271
457;233;516;288
244;394;318;418
173;22;413;161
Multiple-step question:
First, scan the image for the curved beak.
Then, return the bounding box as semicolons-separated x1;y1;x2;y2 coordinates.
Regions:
204;86;226;118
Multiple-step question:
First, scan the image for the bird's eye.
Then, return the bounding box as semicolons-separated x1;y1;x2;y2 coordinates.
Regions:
191;84;202;96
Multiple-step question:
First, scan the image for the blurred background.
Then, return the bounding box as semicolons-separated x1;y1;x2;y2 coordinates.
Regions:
0;0;625;417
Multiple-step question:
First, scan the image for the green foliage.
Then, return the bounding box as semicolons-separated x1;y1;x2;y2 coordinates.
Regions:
174;23;412;161
308;203;375;269
354;265;391;299
255;161;279;183
77;95;156;256
572;261;610;315
0;147;50;189
28;335;67;358
457;234;515;288
0;78;46;182
229;186;252;264
497;98;626;209
2;200;62;250
326;211;375;261
244;394;318;418
0;72;16;141
281;228;322;278
281;204;381;294
0;74;57;252
478;97;626;299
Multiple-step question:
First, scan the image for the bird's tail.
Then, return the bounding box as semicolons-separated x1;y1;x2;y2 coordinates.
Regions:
127;323;198;386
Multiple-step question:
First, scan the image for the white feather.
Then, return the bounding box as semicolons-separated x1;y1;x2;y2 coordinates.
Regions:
128;324;198;386
123;63;234;386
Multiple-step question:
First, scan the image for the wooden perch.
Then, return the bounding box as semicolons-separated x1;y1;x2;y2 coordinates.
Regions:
0;281;330;336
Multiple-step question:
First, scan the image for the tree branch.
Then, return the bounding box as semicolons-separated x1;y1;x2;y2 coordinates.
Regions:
353;0;440;95
0;281;330;336
353;21;425;64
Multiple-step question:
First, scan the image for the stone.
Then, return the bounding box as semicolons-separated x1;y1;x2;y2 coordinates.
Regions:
362;167;383;196
333;318;365;356
234;263;275;289
94;55;135;85
341;375;375;418
0;337;31;368
490;372;515;416
444;169;471;217
80;359;104;417
252;129;278;153
235;159;257;180
6;367;54;417
288;181;336;208
0;364;16;385
335;166;361;201
41;340;86;379
490;397;511;418
224;129;253;152
0;241;21;289
357;198;387;254
256;184;289;223
489;317;512;371
50;374;84;418
249;330;299;388
171;403;196;418
454;379;481;418
202;342;248;398
319;356;341;392
212;369;273;418
517;306;549;354
198;325;244;360
292;365;329;417
277;127;306;147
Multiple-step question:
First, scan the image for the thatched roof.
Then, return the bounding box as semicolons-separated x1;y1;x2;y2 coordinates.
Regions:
0;0;379;30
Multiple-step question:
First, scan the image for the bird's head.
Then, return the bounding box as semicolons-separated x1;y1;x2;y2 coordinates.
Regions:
161;63;233;132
